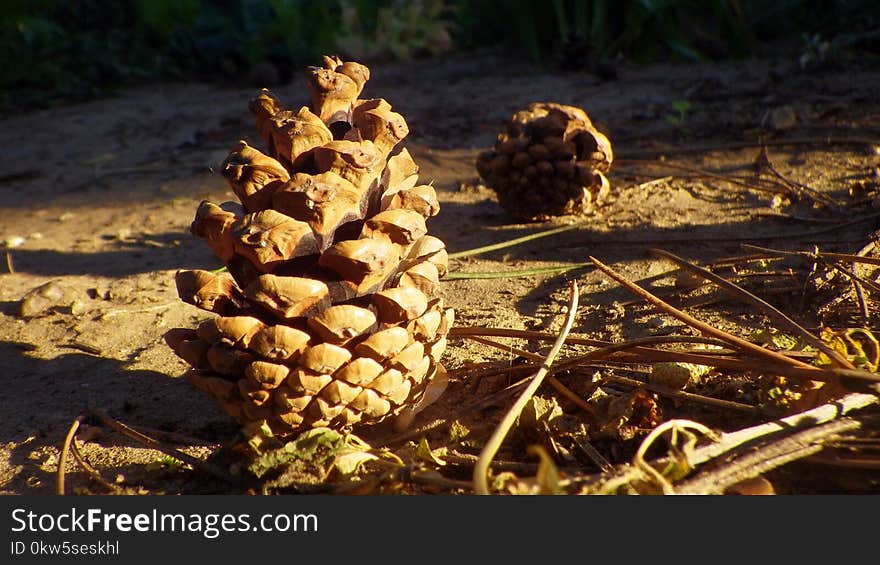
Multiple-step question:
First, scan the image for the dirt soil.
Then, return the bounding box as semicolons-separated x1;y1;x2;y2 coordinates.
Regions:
2;49;879;495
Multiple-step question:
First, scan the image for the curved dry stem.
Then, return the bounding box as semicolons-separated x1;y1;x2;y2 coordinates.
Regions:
473;281;579;495
57;416;82;495
69;437;124;494
632;419;719;495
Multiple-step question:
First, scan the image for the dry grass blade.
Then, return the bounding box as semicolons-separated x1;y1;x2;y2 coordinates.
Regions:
447;222;586;260
588;256;817;370
444;262;591;280
473;281;579;495
450;325;730;350
649;247;855;370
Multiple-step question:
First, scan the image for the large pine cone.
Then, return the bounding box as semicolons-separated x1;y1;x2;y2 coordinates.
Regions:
476;102;613;221
166;56;453;437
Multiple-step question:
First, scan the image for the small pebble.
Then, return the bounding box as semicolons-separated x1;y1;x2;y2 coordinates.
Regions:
3;236;25;248
69;299;87;316
19;280;67;318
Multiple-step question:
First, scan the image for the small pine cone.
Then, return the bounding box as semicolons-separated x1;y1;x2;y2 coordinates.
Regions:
477;102;613;221
167;56;451;437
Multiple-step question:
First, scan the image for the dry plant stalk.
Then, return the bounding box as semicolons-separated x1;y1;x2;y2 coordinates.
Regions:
166;56;453;437
585;392;878;495
473;282;579;494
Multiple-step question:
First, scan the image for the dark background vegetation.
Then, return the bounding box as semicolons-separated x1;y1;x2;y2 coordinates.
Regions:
2;0;879;114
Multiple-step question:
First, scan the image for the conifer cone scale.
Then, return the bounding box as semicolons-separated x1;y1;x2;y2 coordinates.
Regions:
476;102;613;221
166;56;451;437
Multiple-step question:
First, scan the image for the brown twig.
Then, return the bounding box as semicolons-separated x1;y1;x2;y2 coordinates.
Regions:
443;451;542;474
808;455;880;469
456;363;536;395
642;284;804;312
588;256;817;370
741;242;880;323
615;136;880;160
88;409;239;486
451;325;880;387
57;416;83;495
127;424;218;447
616;160;787;196
461;329;759;415
740;243;880;267
569;435;615;473
69;438;124;494
466;335;594;415
599;373;760;414
854;242;877;322
826;261;877;323
688;392;878;468
704;253;783;268
559;212;880;249
755;147;843;209
649;248;855;370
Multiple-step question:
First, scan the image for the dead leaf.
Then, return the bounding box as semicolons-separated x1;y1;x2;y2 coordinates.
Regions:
528;445;562;495
332;451;378;476
416;438;446;466
725;476;775;495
